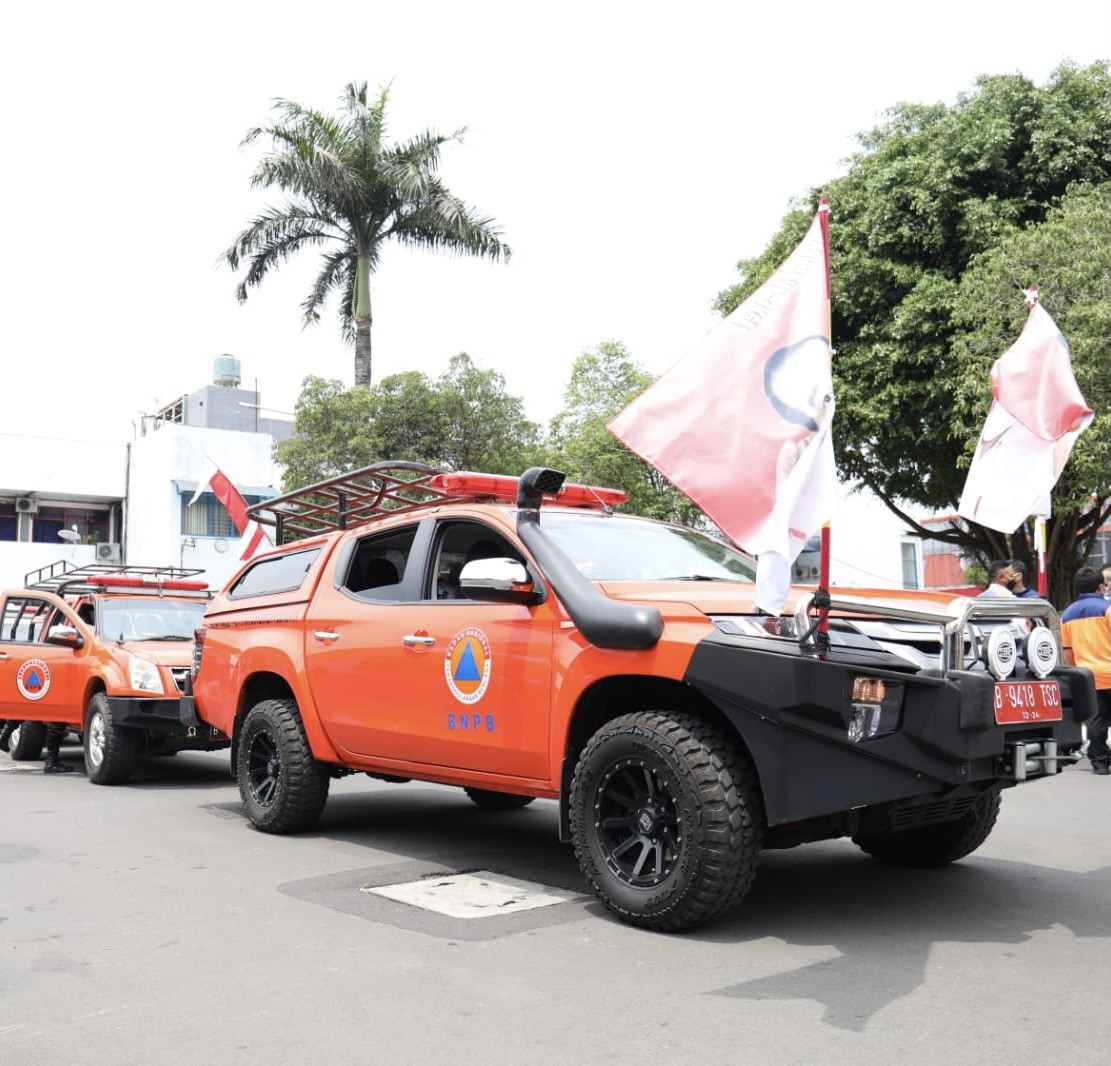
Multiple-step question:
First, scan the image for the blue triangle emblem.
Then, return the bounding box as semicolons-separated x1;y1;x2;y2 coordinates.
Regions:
454;641;482;681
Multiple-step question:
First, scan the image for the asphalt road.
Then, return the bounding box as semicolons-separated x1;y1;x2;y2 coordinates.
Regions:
2;744;1107;1066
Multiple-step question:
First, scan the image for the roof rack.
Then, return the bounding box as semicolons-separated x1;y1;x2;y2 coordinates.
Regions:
24;562;209;598
246;462;450;541
247;462;629;542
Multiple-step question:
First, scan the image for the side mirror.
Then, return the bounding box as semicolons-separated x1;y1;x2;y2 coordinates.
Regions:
460;558;539;604
46;624;85;650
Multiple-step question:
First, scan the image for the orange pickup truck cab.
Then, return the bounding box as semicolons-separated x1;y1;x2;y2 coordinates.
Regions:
190;464;1093;931
0;565;228;782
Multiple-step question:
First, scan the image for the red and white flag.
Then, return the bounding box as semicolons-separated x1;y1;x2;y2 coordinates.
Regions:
608;207;836;613
190;460;269;560
958;292;1093;534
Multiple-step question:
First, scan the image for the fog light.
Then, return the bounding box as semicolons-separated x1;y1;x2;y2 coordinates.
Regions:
848;702;883;743
985;628;1017;680
852;677;886;702
1025;628;1058;678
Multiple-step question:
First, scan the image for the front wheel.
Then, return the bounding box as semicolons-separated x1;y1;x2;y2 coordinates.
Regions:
84;694;139;785
9;722;47;761
238;699;329;834
463;787;536;811
852;791;1002;867
570;711;763;932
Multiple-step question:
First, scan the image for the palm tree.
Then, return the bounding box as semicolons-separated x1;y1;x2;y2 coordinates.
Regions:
225;82;510;386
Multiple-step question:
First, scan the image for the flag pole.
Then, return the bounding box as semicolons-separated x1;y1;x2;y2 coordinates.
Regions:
818;198;832;625
1035;516;1048;596
1022;286;1051;598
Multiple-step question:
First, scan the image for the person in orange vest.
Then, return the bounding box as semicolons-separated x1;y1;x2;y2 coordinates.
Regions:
1061;566;1111;775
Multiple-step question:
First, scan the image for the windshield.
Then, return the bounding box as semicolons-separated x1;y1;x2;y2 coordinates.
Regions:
97;598;208;642
539;512;756;582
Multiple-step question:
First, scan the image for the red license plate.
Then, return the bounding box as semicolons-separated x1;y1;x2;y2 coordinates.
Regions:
994;680;1062;724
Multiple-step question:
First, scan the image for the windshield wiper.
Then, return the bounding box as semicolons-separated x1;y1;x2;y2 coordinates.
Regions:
659;574;730;582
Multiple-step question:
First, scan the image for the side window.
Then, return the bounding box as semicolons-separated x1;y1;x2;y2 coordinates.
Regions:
0;597;55;642
430;522;521;601
230;547;323;599
344;526;419;602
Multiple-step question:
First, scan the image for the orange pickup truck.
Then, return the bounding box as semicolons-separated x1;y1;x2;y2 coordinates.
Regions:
0;564;228;782
189;463;1093;931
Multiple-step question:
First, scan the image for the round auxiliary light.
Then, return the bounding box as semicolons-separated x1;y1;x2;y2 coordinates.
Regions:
1025;628;1058;678
985;628;1017;680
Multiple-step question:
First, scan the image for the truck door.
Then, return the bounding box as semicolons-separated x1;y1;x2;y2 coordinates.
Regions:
0;595;87;729
304;520;554;779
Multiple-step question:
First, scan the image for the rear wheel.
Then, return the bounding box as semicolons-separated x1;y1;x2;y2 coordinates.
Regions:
463;787;536;810
570;711;762;932
84;694;139;785
238;699;329;834
853;791;1002;867
10;722;47;761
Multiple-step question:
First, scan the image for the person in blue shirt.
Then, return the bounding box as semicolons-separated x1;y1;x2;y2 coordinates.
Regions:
1009;559;1040;598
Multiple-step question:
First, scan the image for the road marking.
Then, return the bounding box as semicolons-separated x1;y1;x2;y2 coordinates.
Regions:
361;871;582;918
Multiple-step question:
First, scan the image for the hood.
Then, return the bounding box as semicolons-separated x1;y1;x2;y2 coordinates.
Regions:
596;581;974;618
122;641;194;667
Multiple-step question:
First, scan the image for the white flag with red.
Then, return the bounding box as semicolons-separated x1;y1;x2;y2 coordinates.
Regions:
190;460;269;560
958;293;1093;533
607;208;837;613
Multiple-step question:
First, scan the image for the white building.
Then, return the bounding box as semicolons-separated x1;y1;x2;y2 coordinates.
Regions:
0;358;291;592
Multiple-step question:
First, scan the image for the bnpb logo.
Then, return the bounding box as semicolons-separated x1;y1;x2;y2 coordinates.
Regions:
16;658;52;701
444;627;491;705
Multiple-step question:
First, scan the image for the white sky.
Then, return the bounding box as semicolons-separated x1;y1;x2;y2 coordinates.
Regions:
2;1;1104;444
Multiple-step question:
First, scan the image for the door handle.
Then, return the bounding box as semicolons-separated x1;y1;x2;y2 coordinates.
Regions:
402;635;436;647
312;631;340;643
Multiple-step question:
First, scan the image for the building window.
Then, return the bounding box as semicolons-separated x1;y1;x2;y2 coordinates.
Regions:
0;504;15;542
182;493;262;537
900;541;919;589
32;506;111;545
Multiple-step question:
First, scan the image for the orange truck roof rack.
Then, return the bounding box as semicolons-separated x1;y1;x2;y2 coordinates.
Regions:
247;461;627;542
24;562;210;598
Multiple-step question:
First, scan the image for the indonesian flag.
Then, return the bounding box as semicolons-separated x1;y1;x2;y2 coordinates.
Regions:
189;460;269;560
608;208;836;614
958;292;1093;534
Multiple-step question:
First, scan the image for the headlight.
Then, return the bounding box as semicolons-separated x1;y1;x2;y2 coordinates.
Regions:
1024;628;1058;678
129;656;164;693
985;628;1017;680
712;615;799;639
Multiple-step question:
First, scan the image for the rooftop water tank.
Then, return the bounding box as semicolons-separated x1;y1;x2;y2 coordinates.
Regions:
213;354;241;387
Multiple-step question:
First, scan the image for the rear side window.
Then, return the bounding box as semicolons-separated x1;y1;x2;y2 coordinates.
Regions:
229;547;322;599
0;597;55;642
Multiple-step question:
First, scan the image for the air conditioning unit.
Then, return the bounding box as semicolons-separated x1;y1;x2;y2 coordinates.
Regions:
15;497;38;514
96;542;122;563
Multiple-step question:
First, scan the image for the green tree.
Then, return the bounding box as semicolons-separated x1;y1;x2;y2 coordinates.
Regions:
435;354;543;473
549;342;703;524
714;62;1110;603
225;82;510;386
274;358;540;491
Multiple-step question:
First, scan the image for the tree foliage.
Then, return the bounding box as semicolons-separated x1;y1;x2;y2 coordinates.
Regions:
275;355;540;491
225;82;510;386
714;61;1110;602
548;342;704;524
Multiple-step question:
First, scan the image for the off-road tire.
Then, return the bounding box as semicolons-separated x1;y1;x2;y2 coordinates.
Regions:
852;791;1002;867
463;787;536;810
9;722;46;761
238;699;329;834
84;694;139;785
570;711;763;932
